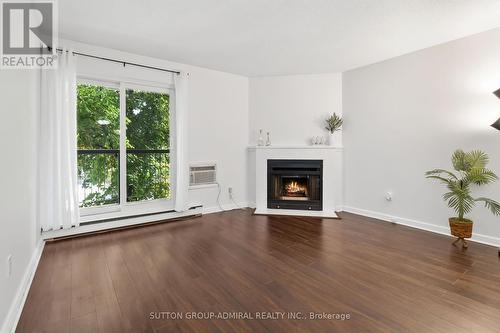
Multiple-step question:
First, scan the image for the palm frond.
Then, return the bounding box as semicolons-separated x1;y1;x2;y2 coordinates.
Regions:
425;169;458;180
427;175;452;185
466;168;498;186
474;197;500;216
447;193;475;217
444;180;474;218
466;150;489;169
452;149;469;172
442;191;456;201
446;180;468;193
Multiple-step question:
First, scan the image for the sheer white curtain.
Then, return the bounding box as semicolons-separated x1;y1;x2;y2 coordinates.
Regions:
38;50;79;231
174;72;189;212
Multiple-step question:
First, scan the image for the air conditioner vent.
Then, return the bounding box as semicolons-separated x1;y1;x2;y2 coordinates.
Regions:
190;163;217;186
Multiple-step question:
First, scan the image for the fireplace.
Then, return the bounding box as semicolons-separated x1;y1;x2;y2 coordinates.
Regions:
267;159;323;211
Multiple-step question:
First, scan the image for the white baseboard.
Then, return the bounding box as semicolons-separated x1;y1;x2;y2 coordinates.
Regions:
342;206;500;247
2;240;45;333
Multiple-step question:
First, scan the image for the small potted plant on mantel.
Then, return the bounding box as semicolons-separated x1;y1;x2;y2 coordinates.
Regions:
425;149;500;248
325;113;343;146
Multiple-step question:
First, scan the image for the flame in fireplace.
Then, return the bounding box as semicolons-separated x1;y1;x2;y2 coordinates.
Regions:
285;181;303;193
283;180;308;197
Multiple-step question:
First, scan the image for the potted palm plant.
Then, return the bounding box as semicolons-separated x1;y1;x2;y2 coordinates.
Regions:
425;149;500;248
325;113;343;146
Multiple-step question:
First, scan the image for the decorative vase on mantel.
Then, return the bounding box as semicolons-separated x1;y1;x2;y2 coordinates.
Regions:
265;132;271;146
328;131;342;147
257;129;265;146
324;113;343;147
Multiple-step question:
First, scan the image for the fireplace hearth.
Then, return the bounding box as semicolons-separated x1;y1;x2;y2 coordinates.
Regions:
267;159;323;211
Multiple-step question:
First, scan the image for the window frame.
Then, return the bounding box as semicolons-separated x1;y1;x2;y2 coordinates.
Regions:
77;76;175;221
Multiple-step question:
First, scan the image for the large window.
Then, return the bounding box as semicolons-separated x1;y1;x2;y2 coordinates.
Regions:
77;80;171;214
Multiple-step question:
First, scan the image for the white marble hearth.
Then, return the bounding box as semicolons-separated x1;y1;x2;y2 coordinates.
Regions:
248;145;343;218
254;208;340;218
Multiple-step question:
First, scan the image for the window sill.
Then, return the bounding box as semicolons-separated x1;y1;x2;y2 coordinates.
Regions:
189;183;218;190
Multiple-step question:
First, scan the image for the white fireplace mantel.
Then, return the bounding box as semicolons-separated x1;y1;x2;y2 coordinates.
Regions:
247;145;343;218
248;145;343;150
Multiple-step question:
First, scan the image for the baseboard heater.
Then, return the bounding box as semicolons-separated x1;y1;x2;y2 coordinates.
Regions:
81;205;202;226
44;205;203;241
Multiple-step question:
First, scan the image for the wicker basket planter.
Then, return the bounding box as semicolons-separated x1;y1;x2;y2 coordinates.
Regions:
449;217;473;248
449;218;473;238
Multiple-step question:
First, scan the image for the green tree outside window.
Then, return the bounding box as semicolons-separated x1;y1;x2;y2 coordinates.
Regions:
77;84;170;208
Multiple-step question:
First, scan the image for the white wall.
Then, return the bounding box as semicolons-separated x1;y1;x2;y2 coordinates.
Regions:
249;73;342;145
64;40;250;211
186;65;249;209
0;70;40;332
343;27;500;244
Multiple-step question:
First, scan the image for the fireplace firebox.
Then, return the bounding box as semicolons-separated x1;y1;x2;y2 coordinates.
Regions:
267;159;323;211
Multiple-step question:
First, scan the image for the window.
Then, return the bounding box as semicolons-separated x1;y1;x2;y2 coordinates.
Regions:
77;83;120;207
125;88;170;202
77;80;172;216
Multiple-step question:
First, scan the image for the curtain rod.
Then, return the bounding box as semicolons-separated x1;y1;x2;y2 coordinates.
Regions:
48;47;180;75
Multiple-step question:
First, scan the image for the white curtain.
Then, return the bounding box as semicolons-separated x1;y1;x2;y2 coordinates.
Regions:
174;72;190;212
38;50;79;231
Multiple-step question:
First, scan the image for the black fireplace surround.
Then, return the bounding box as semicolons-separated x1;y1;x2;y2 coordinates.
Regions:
267;159;323;211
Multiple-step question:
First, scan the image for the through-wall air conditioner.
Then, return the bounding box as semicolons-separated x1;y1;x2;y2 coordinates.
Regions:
189;163;217;186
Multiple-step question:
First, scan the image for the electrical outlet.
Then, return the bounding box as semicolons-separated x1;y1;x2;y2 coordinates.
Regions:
7;255;12;278
385;192;393;201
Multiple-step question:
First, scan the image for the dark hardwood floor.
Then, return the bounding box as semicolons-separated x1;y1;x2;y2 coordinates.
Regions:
16;209;500;332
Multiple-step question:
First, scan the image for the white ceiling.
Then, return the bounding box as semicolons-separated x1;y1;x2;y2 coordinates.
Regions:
59;0;500;77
